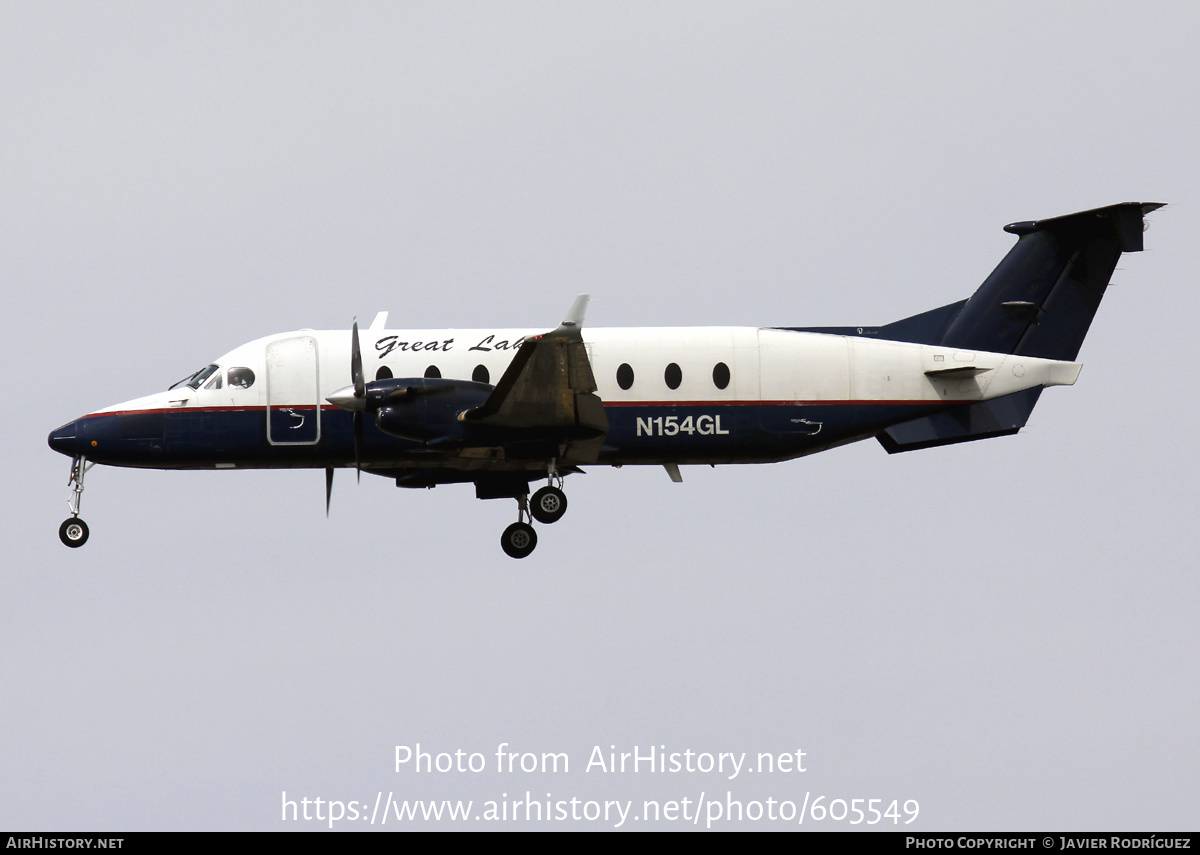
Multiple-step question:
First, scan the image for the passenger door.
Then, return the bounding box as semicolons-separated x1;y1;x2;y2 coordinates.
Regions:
265;336;321;445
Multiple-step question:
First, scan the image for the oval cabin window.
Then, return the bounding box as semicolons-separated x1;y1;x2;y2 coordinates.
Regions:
376;366;393;381
424;365;441;379
712;362;730;390
616;363;634;390
664;362;682;390
472;364;490;384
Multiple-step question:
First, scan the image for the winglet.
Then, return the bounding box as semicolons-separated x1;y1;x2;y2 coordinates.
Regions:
556;294;590;334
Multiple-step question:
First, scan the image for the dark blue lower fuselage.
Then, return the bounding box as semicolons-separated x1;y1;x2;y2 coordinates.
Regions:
49;400;953;475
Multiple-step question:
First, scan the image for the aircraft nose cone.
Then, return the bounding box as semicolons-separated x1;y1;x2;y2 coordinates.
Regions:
48;420;81;456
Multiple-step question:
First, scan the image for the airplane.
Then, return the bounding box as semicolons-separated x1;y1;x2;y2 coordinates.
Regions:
48;202;1162;558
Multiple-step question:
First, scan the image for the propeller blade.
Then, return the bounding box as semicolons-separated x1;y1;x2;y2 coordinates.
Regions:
325;467;334;516
350;317;365;482
353;412;363;483
351;318;365;401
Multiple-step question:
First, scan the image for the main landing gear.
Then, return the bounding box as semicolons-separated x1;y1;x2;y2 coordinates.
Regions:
59;456;93;548
531;485;567;524
499;466;569;558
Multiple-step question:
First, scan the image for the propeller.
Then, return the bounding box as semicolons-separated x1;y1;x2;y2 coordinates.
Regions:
350;317;364;482
323;318;368;513
324;317;455;506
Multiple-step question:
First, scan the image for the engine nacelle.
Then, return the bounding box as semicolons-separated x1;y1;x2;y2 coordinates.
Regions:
369;378;493;444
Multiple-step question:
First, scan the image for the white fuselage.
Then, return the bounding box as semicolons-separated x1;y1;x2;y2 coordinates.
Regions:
100;325;1080;417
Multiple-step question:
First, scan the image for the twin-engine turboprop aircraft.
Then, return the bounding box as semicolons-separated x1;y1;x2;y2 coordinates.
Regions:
48;202;1161;557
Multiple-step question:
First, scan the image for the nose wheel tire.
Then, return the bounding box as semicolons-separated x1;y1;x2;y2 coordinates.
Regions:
530;486;567;524
59;518;90;548
501;521;538;559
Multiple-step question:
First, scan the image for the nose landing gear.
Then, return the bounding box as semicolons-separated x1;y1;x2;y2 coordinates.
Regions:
59;456;93;548
59;518;89;548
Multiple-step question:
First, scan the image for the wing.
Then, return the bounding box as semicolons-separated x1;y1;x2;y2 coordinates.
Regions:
462;295;609;463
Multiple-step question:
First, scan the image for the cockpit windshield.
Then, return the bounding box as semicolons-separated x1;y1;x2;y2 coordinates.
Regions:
169;364;220;391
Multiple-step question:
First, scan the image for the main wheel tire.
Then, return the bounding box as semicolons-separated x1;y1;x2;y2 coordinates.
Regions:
501;521;538;559
59;517;90;548
530;486;567;524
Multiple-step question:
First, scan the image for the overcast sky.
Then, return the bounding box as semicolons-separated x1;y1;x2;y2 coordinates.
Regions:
2;1;1198;831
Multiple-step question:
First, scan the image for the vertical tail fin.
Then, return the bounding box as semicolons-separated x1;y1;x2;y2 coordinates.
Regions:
875;202;1162;453
935;202;1163;360
790;203;1163;355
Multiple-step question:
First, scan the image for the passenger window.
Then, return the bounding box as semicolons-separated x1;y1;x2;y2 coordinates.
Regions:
616;363;634;390
228;367;256;389
712;362;730;390
664;362;682;390
376;366;393;381
473;365;490;384
424;365;441;379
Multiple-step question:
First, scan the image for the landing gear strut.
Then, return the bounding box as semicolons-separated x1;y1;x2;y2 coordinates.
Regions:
59;456;93;548
498;462;572;558
501;494;538;559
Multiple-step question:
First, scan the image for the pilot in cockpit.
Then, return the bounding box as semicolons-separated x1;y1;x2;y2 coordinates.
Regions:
227;367;255;389
169;365;257;392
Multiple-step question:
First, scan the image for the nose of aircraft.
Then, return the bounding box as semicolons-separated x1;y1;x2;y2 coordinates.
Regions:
48;420;81;457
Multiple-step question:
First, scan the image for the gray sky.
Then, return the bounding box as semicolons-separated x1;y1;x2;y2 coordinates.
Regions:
2;1;1197;830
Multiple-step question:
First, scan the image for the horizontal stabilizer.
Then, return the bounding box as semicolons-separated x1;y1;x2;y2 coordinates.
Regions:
877;388;1043;454
924;366;989;378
